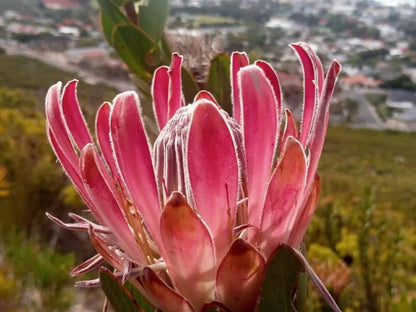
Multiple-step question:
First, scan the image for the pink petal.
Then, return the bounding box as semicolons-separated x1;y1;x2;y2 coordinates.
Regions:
187;100;239;261
159;192;216;310
194;90;220;107
70;254;104;276
152;66;169;130
88;227;123;271
255;59;283;153
45;212;109;233
280;109;299;149
288;174;321;248
290;43;323;146
109;92;161;245
61;80;93;150
95;102;119;177
260;137;307;258
80;144;145;264
47;128;95;210
140;267;194;312
201;302;233;312
239;65;278;244
216;239;266;312
255;60;283;127
231;52;249;123
168;53;184;119
45;83;78;168
306;60;341;188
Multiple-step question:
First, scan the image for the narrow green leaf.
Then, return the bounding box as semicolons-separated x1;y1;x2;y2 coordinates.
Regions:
138;0;169;41
206;53;232;114
98;0;128;24
111;24;155;80
259;245;305;312
125;281;155;312
158;36;172;64
108;0;126;7
100;11;115;44
99;267;142;312
181;67;199;105
295;271;308;312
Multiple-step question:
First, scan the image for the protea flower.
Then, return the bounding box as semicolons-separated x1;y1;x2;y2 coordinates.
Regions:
45;42;341;312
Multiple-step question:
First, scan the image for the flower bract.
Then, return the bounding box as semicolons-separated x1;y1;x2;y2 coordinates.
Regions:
45;42;341;312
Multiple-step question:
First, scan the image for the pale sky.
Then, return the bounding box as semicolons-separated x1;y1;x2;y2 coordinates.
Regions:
374;0;415;6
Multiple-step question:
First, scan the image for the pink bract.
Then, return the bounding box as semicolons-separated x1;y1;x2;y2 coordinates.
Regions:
45;42;341;312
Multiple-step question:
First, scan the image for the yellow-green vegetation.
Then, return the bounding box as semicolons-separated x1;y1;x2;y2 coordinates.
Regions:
306;126;416;311
320;127;416;217
0;167;10;197
191;14;236;27
178;14;237;28
0;57;117;311
0;232;76;311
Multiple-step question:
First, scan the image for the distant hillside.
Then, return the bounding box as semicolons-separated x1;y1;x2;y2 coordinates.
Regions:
320;126;416;222
0;0;40;15
0;54;116;113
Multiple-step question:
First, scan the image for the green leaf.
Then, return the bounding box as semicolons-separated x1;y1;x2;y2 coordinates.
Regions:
206;53;232;115
125;281;155;312
158;36;172;64
98;0;128;24
110;0;145;7
138;0;169;41
295;271;308;312
98;0;128;43
100;11;116;44
111;24;155;80
259;245;305;312
99;267;142;312
181;67;199;105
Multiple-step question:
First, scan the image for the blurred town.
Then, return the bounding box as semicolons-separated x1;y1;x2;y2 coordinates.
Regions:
1;1;416;311
2;0;416;131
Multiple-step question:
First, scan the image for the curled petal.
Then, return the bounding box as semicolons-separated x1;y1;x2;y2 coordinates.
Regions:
280;109;299;149
140;267;194;312
194;90;220;107
216;239;266;312
110;92;161;245
307;60;342;188
288;174;321;248
201;301;233;312
239;65;278;244
70;254;104;277
81;144;145;263
45;212;110;233
187;100;239;261
160;192;216;310
260;137;307;258
95;102;119;178
231;52;249;123
88;227;123;271
290;43;324;146
45;83;78;168
152;66;170;130
47;128;95;210
255;60;283;137
61;80;93;150
168;53;184;119
152;54;184;130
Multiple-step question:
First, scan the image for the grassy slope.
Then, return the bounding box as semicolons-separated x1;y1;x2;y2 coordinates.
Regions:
0;54;116;115
320;126;416;224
